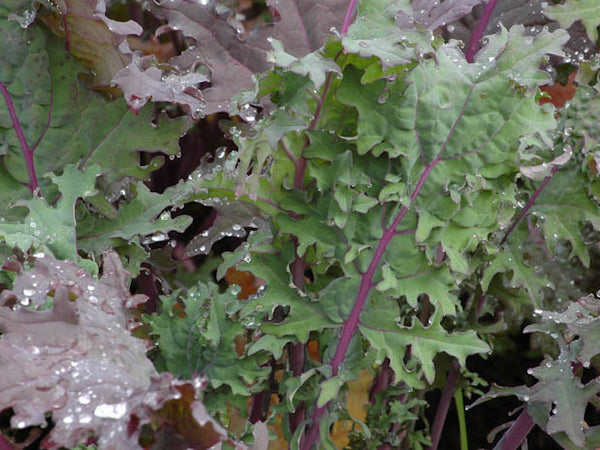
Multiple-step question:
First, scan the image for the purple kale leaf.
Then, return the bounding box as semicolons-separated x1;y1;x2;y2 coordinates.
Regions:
395;0;483;30
39;0;142;88
0;252;229;450
112;0;348;117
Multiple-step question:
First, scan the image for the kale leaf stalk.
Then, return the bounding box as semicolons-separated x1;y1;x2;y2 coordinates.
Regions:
430;360;460;450
491;409;535;450
341;0;359;34
0;81;40;194
286;45;344;432
500;166;560;245
301;82;477;448
329;159;441;376
465;0;498;63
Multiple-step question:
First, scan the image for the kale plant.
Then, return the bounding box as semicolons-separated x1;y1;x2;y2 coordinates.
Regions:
2;0;600;448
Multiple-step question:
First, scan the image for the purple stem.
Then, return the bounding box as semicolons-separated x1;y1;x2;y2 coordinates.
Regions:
290;402;306;435
331;159;439;375
281;140;298;164
476;293;487;317
294;157;307;190
31;88;53;152
429;360;460;450
341;0;358;34
249;390;269;423
369;358;394;402
289;251;307;433
464;0;498;63
500;168;558;246
62;13;71;51
0;433;12;450
0;81;39;194
492;409;535;450
300;159;441;450
286;45;343;445
293;68;337;189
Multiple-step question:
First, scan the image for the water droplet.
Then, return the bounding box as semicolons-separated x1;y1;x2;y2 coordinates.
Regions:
151;233;168;242
239;104;257;123
216;147;227;160
94;402;127;420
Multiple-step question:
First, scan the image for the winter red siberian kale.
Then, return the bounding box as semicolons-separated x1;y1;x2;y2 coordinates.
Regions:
3;0;600;449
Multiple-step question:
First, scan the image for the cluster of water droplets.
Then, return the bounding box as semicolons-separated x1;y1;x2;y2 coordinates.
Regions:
185;200;266;257
187;147;238;183
239;104;258;123
8;9;36;28
0;252;197;445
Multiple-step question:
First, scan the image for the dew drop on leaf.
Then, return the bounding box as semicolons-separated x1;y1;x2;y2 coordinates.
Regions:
22;288;36;297
93;402;128;420
240;104;257;123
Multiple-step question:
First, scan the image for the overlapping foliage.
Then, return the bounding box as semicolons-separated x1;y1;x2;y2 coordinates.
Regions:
2;0;600;448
